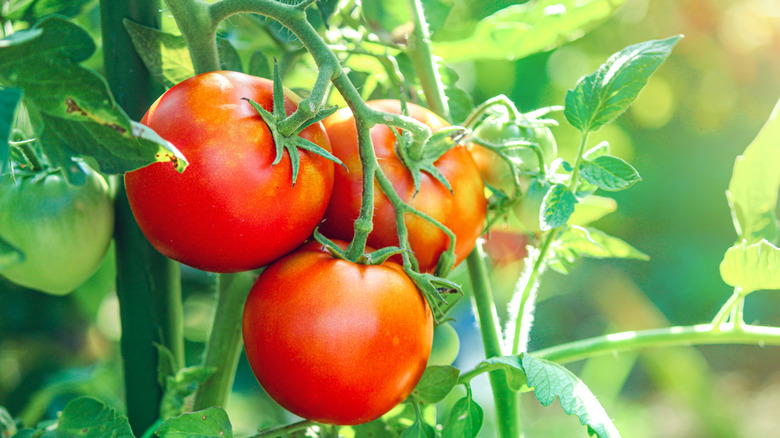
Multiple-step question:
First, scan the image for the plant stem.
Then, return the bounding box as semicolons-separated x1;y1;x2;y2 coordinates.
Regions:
466;245;520;438
533;323;780;364
192;271;256;410
407;0;448;121
712;287;743;327
568;131;590;190
164;0;220;74
100;0;183;434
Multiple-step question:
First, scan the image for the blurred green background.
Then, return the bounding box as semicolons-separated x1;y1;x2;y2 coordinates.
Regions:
1;0;779;436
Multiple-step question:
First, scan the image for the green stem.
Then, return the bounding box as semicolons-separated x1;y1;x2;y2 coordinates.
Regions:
164;0;220;74
533;323;780;364
407;0;448;120
712;287;743;327
466;245;520;438
463;95;520;129
568;132;590;190
100;0;183;433
192;271;256;410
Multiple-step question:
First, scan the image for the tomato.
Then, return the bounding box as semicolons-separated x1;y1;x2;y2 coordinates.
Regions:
242;241;433;425
125;71;334;273
427;321;460;366
482;228;529;265
0;163;114;295
470;115;557;192
319;100;486;273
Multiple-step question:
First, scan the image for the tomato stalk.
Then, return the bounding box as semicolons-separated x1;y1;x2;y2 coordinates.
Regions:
407;0;449;122
247;420;317;438
100;0;184;434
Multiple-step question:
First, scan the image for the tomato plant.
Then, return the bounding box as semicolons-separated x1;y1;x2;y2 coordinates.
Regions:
319;100;486;272
125;71;334;273
242;241;433;425
0;163;114;295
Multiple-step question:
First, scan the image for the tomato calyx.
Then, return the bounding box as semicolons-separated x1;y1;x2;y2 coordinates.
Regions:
396;125;467;195
312;228;410;266
244;64;344;185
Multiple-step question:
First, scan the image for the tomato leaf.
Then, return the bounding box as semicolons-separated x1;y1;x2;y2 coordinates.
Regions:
441;394;483;438
541;183;577;231
410;366;459;404
0;18;187;181
433;0;628;62
159;366;216;419
720;239;780;294
123;19;195;89
583;141;610;160
398;418;435;438
550;225;649;273
579;156;641;191
248;51;271;79
470;356;529;392
218;38;243;73
155;408;232;438
0;87;23;174
725;98;780;244
43;397;134;438
564;36;681;133
521;354;621;438
4;0;90;23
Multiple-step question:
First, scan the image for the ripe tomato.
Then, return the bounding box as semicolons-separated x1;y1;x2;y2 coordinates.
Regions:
0;163;114;295
319;100;486;273
242;240;433;425
125;71;334;273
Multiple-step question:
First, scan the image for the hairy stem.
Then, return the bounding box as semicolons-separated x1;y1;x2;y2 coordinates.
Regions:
407;0;448;120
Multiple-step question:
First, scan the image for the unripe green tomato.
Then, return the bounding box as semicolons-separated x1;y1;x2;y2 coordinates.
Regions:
427;321;460;366
0;163;114;295
470;116;558;192
513;178;550;234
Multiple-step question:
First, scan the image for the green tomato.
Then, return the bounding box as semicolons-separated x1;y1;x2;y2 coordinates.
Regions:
0;163;114;295
427;321;460;366
471;115;558;191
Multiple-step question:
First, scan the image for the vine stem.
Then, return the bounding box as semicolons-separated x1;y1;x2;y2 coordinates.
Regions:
466;245;520;438
533;323;780;364
248;420;317;438
407;0;448;120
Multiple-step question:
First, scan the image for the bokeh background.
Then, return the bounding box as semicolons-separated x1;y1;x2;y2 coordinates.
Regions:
1;0;779;436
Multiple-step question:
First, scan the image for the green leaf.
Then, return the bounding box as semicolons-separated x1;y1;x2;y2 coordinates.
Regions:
160;366;216;419
410;366;459;404
218;38;243;73
583;141;610;160
521;354;621;438
316;0;339;27
471;356;529;392
541;183;577;231
720;239;780;294
0;17;186;179
433;0;628;62
0;87;22;174
123;19;195;89
555;225;649;261
442;396;483;438
248;51;271;78
156;408;232;438
579;155;641;191
726;98;780;244
5;0;90;23
398;419;435;438
48;397;134;438
564;36;681;133
353;419;394;438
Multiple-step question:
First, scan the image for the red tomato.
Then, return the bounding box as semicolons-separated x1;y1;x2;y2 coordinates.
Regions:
125;71;334;273
319;100;486;272
242;241;433;425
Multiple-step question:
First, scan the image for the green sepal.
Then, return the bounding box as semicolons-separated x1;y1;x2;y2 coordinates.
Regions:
396;127;466;195
312;228;349;260
244;62;344;186
406;268;462;323
365;245;410;265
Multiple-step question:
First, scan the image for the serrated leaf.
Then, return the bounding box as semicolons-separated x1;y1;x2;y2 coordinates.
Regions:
156;408;232;438
48;397;134;438
433;0;628;62
124;19;194;89
726;98;780;244
0;17;186;178
442;396;483;438
556;225;649;261
541;183;577;231
410;366;459;404
579;155;641;191
471;356;529;392
565;36;681;133
720;239;780;294
521;354;621;438
0;87;22;174
218;38;243;73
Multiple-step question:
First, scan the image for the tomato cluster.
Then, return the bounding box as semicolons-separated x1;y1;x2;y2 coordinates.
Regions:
119;72;488;425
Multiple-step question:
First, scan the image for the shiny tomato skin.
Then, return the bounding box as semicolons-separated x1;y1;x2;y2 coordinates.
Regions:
242;241;433;425
125;71;334;273
320;100;486;272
